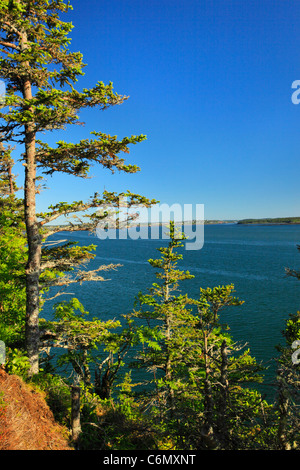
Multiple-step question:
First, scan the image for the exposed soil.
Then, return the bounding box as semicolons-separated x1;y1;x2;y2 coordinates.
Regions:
0;367;72;450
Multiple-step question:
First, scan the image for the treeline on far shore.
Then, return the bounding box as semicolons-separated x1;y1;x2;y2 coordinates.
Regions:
237;216;300;225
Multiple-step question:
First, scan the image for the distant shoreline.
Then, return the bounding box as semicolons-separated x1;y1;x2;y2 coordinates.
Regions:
46;217;300;229
237;223;300;226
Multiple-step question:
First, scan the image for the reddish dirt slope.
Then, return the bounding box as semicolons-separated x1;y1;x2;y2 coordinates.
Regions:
0;367;72;450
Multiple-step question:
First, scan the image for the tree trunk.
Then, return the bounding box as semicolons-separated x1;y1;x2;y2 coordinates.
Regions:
165;331;175;416
203;332;213;427
82;349;91;386
277;368;291;450
20;28;41;377
7;162;14;195
95;366;112;400
201;330;220;449
71;383;81;448
24;142;41;376
217;340;229;443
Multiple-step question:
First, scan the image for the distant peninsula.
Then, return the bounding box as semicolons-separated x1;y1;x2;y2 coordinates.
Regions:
237;217;300;225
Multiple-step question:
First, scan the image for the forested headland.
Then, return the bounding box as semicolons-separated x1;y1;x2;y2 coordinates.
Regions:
238;217;300;225
0;1;299;451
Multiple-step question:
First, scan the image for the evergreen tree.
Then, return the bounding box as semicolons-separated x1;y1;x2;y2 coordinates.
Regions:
130;222;195;420
274;244;300;450
275;313;300;450
190;285;268;450
130;223;268;449
39;297;124;387
0;0;155;375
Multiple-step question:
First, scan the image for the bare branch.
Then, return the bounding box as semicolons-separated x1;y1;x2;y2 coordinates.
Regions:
42;291;75;302
41;263;122;292
0;38;19;50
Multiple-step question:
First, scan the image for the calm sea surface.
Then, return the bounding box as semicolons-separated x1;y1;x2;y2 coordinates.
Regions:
44;224;300;398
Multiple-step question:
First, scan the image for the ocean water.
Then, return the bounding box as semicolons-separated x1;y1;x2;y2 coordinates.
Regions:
44;223;300;397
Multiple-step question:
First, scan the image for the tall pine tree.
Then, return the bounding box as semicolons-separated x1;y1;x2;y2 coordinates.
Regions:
0;0;155;375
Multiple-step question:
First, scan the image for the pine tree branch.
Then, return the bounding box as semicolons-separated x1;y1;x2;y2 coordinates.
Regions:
2;21;22;38
0;38;19;50
41;263;122;291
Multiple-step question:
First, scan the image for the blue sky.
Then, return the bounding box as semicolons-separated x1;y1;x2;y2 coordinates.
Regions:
14;0;300;220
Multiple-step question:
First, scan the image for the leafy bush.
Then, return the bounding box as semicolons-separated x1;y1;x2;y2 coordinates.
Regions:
5;349;30;376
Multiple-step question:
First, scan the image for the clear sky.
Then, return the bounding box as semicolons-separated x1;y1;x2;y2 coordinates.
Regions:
14;0;300;220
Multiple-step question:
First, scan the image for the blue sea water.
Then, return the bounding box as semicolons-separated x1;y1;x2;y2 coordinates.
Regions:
44;223;300;397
